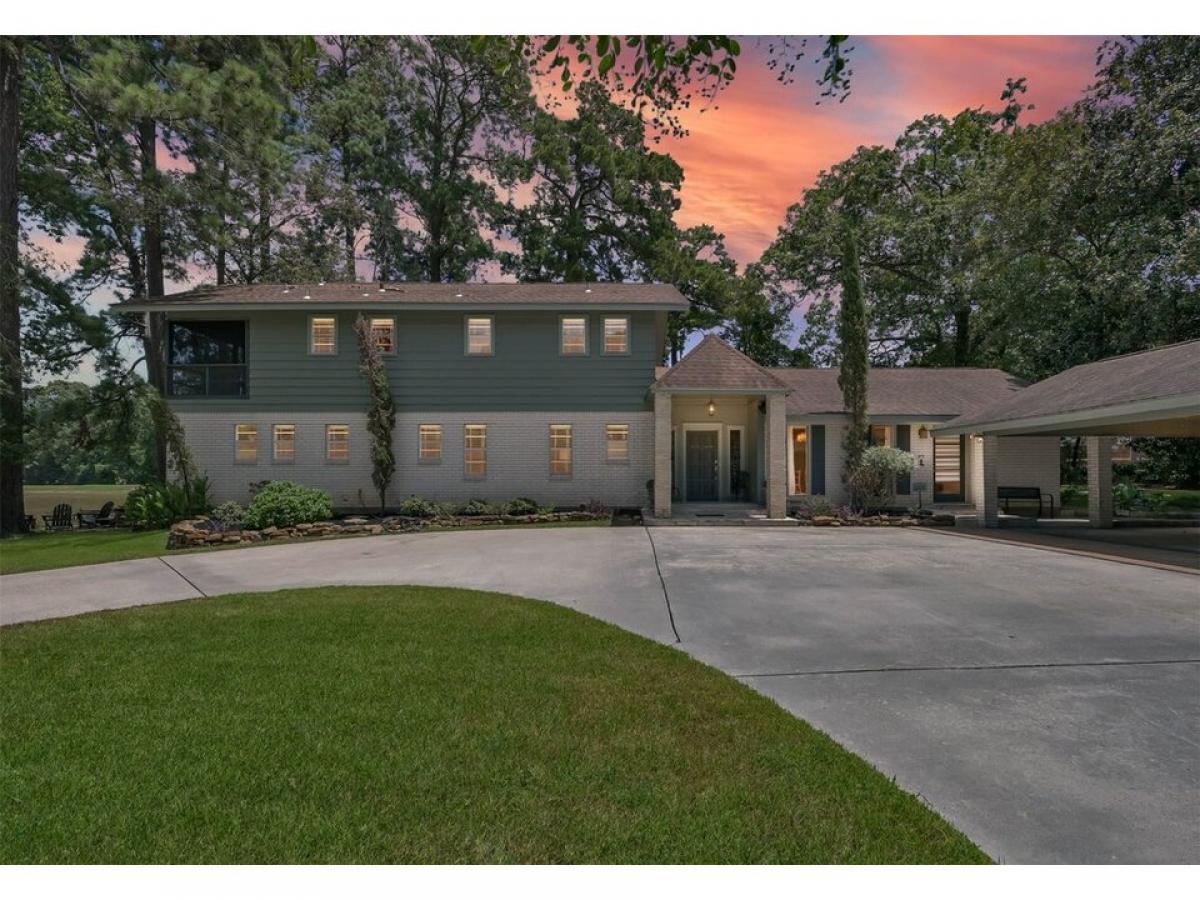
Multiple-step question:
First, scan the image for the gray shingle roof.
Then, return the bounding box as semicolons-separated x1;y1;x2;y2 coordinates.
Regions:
942;340;1200;431
111;281;690;310
655;335;791;392
770;367;1026;418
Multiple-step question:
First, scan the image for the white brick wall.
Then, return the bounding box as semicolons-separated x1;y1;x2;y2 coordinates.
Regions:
968;434;1061;517
178;410;652;510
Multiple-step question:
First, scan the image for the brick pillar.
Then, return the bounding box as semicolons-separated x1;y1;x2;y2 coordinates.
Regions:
764;393;787;519
1086;435;1114;528
979;433;1000;527
653;391;673;518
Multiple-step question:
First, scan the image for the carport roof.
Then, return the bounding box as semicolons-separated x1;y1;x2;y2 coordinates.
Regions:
938;340;1200;436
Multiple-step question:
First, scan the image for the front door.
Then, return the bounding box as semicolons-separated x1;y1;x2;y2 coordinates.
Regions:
686;430;720;501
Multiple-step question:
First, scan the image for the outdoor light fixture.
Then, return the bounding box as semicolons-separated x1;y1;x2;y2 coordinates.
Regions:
918;425;929;439
706;398;717;417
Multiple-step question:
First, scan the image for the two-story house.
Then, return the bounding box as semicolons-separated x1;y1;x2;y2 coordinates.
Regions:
116;282;1063;524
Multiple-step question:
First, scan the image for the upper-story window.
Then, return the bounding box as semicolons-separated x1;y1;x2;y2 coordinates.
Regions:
602;316;630;355
310;316;337;355
168;321;247;397
370;317;396;355
465;316;493;355
560;316;588;355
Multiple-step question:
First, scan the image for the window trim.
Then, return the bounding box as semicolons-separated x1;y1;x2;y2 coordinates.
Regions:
787;425;810;496
369;317;397;356
325;424;350;464
418;424;443;464
463;424;487;479
234;423;258;465
308;315;338;356
464;315;494;356
166;319;249;399
549;423;573;478
605;424;630;464
558;315;589;357
601;315;631;356
272;424;296;464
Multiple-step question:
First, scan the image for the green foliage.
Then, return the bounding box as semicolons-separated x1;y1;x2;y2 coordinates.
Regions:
847;446;914;511
125;476;212;529
1129;438;1200;488
354;314;395;512
244;481;333;529
1059;484;1086;510
458;498;498;517
838;227;870;479
506;497;539;516
397;496;438;519
211;501;246;530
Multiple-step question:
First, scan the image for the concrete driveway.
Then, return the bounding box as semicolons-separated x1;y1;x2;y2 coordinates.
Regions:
2;526;1197;863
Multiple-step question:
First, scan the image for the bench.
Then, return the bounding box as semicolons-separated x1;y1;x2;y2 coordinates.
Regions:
998;486;1056;519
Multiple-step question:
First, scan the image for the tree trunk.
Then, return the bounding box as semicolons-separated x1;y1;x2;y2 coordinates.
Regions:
953;306;971;366
139;118;168;481
216;159;227;285
0;40;25;536
345;224;356;281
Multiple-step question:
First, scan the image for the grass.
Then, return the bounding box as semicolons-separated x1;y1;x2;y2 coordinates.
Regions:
0;586;987;864
22;484;137;520
0;517;613;576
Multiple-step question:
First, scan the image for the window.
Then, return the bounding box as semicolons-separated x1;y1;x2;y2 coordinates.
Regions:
419;424;443;461
310;316;337;355
370;317;396;354
550;425;573;476
603;316;630;354
606;424;629;462
869;424;890;447
729;428;743;492
791;427;808;494
465;316;493;355
326;424;350;461
934;436;965;502
168;321;247;397
464;425;487;476
273;424;295;462
560;317;588;355
235;424;257;463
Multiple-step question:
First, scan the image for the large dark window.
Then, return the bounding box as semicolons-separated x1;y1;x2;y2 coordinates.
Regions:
168;321;247;397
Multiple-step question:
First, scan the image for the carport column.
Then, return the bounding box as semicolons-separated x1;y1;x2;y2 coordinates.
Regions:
979;434;1000;527
764;394;787;519
653;391;673;518
1086;436;1114;528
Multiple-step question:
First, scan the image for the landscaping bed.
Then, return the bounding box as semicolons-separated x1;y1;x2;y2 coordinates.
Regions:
797;512;957;527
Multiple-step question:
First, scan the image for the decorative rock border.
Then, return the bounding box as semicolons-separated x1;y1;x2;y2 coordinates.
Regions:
798;513;957;527
167;510;609;550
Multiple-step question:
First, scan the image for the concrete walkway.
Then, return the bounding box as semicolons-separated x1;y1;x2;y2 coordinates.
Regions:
2;526;1197;863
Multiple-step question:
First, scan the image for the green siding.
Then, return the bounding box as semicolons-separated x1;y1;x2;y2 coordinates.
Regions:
165;308;661;412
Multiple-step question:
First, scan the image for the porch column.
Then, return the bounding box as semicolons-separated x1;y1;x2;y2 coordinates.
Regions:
1086;435;1114;528
979;433;1000;527
653;391;672;518
764;393;787;519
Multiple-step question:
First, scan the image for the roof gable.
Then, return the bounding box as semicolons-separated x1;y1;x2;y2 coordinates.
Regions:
655;335;791;393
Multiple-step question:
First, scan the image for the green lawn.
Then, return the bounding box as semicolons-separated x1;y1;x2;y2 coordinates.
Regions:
0;529;170;575
0;586;987;864
22;484;137;520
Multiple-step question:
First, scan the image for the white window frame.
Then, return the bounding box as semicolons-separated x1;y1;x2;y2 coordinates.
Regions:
309;315;338;355
464;424;487;478
234;423;258;464
369;317;396;355
602;316;630;355
418;424;443;463
549;424;573;477
787;425;811;496
464;316;494;356
272;424;296;463
325;424;350;463
559;316;589;356
605;424;629;463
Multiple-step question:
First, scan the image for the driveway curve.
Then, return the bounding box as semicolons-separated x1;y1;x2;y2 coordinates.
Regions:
2;525;1197;864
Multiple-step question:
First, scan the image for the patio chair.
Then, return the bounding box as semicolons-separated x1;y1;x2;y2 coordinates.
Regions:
78;500;117;529
42;503;74;532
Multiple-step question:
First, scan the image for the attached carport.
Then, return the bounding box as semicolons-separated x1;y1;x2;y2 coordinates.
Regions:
937;341;1200;527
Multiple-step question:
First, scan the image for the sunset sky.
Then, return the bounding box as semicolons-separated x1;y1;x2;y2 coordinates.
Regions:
657;35;1104;264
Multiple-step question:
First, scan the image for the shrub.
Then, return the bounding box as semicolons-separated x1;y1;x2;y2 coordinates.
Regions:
398;496;438;519
244;481;333;529
125;476;213;529
791;496;835;519
847;446;915;511
506;497;539;516
1060;484;1086;510
458;498;497;517
211;501;246;531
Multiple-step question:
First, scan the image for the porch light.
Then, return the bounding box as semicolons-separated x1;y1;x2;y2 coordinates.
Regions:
706;398;717;417
918;425;929;439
